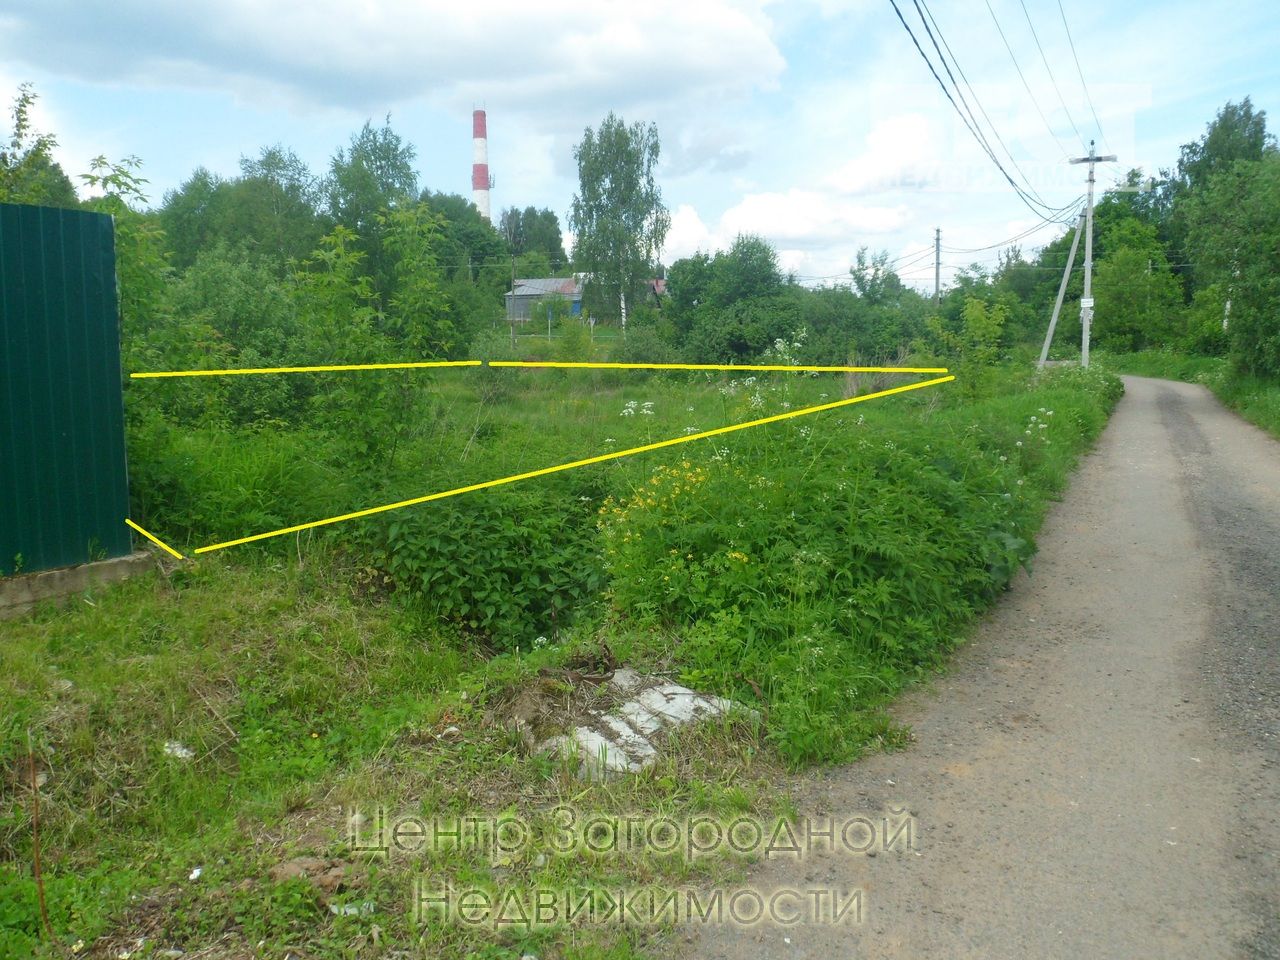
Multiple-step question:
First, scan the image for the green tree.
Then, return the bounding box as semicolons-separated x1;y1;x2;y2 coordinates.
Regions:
665;251;713;331
499;206;569;271
422;190;509;288
850;248;909;306
568;112;669;326
292;226;403;463
707;234;783;306
327;117;419;300
80;156;169;350
928;297;1006;397
379;204;454;356
1184;153;1280;376
159;149;326;272
1175;97;1275;194
1092;219;1182;351
1147;98;1278;294
0;83;78;207
233;145;327;265
327;117;418;234
164;245;303;423
159;167;227;270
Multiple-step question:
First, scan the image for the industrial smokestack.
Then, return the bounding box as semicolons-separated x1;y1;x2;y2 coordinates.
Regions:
472;109;491;221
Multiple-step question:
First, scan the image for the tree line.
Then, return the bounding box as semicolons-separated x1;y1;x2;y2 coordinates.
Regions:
3;83;1277;386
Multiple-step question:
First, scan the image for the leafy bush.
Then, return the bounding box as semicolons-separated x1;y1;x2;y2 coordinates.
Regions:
615;325;682;365
375;481;605;649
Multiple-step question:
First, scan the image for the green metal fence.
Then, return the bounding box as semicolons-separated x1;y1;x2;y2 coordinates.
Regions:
0;202;132;574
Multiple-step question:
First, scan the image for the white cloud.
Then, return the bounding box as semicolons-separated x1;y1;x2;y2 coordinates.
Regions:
662;204;717;262
661;190;909;284
824;113;939;195
721;189;908;244
0;1;784;124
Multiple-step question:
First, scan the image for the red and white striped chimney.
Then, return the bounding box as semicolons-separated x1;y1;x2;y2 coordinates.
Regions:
471;109;491;221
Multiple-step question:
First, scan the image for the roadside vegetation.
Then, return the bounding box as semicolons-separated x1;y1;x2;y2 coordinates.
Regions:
0;83;1273;959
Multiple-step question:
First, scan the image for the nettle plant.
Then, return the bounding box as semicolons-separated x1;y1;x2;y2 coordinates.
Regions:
376;481;604;650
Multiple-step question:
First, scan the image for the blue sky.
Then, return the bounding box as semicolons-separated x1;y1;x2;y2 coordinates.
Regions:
3;0;1277;288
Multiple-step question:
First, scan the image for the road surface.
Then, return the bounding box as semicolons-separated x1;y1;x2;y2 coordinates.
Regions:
683;376;1280;959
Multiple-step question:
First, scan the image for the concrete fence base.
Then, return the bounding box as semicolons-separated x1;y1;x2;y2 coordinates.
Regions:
0;552;154;620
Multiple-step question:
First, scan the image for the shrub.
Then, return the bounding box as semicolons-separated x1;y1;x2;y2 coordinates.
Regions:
375;481;605;649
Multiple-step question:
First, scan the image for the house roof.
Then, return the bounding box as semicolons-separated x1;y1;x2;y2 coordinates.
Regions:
508;277;581;298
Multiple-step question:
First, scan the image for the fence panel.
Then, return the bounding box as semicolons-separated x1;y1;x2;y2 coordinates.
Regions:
0;202;131;574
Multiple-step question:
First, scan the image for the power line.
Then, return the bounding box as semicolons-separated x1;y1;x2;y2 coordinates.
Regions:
1055;0;1112;153
942;197;1084;252
888;0;1073;220
1015;0;1086;148
982;0;1073;159
914;0;1052;206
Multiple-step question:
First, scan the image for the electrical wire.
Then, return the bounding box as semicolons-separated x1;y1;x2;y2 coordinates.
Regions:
982;0;1073;159
942;197;1084;253
914;0;1052;207
1055;0;1112;153
888;0;1074;221
1015;0;1086;148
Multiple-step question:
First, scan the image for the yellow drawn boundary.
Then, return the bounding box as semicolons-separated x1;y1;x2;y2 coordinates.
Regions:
192;374;955;554
490;361;950;373
124;518;186;560
130;360;482;378
130;360;947;378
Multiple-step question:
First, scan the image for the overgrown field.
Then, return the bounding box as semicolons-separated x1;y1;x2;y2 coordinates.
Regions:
1;362;1122;959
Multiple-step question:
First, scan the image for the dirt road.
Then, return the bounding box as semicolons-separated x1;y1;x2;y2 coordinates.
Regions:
685;376;1280;959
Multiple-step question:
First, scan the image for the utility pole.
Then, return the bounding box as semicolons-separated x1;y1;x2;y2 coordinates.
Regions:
934;227;941;308
1069;140;1116;368
1038;213;1085;369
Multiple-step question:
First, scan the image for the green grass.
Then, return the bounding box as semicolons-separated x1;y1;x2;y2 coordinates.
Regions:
1;555;777;958
1;361;1123;958
1097;349;1280;439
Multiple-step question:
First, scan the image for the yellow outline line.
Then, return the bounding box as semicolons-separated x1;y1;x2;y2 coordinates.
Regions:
130;359;948;378
130;360;482;379
490;361;950;373
125;518;186;560
193;374;954;554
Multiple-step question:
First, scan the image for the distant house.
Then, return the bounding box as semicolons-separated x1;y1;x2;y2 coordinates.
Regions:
505;276;666;322
505;277;582;321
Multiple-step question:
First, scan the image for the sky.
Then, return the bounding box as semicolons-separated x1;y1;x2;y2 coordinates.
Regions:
2;0;1278;289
